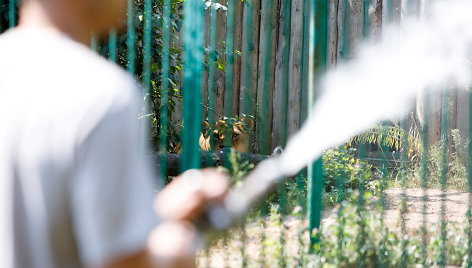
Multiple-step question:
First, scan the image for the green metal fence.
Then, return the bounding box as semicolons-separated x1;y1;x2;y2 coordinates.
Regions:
3;0;472;266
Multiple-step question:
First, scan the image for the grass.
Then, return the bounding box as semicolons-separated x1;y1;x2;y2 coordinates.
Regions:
198;197;472;267
199;129;472;267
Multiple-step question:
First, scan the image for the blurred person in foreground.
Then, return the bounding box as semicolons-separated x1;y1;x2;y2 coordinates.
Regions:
0;0;229;267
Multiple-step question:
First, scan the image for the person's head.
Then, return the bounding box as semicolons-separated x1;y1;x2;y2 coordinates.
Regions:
19;0;127;41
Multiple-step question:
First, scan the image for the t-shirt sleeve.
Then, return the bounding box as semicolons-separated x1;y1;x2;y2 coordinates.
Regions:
70;88;159;268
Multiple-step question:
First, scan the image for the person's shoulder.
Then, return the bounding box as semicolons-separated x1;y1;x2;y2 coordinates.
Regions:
0;29;141;114
61;37;136;93
1;28;138;95
50;33;141;107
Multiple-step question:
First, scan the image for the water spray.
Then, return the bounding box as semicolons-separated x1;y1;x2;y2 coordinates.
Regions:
202;0;472;234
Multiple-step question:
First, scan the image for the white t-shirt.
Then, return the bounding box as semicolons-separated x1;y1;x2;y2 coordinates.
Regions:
0;29;158;268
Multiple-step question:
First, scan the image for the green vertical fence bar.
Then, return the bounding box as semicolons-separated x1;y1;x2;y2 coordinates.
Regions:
279;0;291;148
307;0;327;251
363;0;369;38
258;0;273;155
159;0;171;178
223;2;234;264
240;3;254;266
386;0;394;22
223;0;235;176
277;183;288;267
207;4;218;128
334;0;350;260
438;90;449;267
298;0;310;261
295;173;307;265
340;0;349;61
406;0;419;16
467;86;472;267
356;138;366;267
380;130;390;267
8;0;14;28
420;92;430;266
180;0;204;172
300;0;310;124
240;2;254;264
335;147;345;264
142;0;153;96
0;0;3;33
399;120;409;267
142;0;152;152
241;0;253;116
257;3;274;265
109;29;117;63
205;3;218;173
277;0;291;266
224;0;234;118
127;0;136;75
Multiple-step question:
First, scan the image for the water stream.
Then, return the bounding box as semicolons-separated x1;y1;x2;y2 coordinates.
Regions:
216;0;472;228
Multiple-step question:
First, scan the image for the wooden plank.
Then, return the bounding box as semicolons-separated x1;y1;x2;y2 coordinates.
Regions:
214;0;226;117
428;92;442;145
251;0;262;121
449;87;458;132
384;0;402;23
336;0;365;60
406;0;421;16
267;0;278;148
299;0;311;124
239;0;261;118
169;20;183;131
231;0;243;116
272;0;291;148
202;9;210;119
327;0;339;69
287;0;304;138
238;0;261;154
336;0;346;61
347;0;364;57
456;87;469;145
369;0;382;40
256;0;278;151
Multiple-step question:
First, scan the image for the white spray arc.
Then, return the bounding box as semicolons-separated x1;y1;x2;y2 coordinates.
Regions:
281;0;472;175
209;0;472;229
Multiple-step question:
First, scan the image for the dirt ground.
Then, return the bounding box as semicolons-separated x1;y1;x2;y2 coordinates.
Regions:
383;188;471;231
321;187;472;231
199;188;472;267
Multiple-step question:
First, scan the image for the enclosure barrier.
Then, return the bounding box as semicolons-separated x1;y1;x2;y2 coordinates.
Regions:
3;0;472;266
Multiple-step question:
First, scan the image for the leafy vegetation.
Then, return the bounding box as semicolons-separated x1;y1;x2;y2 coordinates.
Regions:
393;128;469;190
206;117;472;267
111;0;231;153
308;202;470;267
108;0;186;152
322;146;380;207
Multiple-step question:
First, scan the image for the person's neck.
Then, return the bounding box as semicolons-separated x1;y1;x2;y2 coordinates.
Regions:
18;1;92;46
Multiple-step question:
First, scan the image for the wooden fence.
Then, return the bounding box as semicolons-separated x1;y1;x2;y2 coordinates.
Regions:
168;0;468;154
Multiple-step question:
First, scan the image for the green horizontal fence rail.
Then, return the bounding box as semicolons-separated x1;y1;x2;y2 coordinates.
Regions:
4;0;472;267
